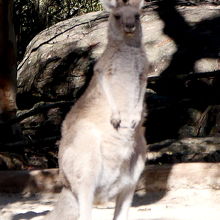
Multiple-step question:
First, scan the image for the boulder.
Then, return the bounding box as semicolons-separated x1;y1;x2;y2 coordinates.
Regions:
13;4;220;168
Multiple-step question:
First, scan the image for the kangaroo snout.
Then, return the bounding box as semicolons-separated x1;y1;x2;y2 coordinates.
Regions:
124;23;136;33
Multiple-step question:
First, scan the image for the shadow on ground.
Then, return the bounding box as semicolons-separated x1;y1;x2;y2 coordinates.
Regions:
132;192;166;207
12;211;49;220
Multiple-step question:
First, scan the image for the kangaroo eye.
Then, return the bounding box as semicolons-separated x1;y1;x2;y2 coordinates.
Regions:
114;14;121;20
135;14;140;20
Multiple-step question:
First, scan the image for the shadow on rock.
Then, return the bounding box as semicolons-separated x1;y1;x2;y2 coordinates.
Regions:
146;0;220;144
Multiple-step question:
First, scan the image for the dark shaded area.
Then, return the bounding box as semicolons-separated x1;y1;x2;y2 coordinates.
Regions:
12;211;49;220
146;0;220;144
153;0;220;95
0;193;51;219
14;0;102;62
0;169;61;194
147;137;220;164
132;191;166;206
132;163;173;207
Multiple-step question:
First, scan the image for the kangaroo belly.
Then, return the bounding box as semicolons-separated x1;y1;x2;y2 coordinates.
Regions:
94;166;133;204
93;128;139;203
94;158;135;204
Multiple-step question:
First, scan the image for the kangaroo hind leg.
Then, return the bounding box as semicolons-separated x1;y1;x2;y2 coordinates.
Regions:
44;187;78;220
113;185;136;220
61;124;102;220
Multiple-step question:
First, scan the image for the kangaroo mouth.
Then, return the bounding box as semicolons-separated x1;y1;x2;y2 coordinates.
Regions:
124;27;136;35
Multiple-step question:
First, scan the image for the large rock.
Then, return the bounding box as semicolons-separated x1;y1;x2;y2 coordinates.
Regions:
147;137;220;164
15;4;220;168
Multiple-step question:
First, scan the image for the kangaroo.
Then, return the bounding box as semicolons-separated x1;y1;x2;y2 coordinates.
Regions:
45;0;149;219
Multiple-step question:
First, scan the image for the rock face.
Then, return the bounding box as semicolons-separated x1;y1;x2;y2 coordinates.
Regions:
14;4;220;168
147;137;220;164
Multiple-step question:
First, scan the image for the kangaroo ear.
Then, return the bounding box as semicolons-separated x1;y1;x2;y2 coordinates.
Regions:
129;0;145;9
100;0;117;11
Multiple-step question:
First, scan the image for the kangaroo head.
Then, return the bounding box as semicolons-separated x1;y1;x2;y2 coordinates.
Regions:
101;0;144;41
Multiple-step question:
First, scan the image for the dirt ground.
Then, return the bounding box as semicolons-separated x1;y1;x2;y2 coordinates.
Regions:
1;189;220;220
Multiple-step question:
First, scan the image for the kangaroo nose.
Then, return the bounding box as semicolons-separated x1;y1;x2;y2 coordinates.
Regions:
126;23;135;29
124;23;136;33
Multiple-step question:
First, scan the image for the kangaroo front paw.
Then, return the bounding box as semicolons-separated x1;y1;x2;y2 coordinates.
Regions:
110;112;121;130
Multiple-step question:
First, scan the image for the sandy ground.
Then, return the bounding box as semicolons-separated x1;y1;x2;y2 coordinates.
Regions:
1;189;220;220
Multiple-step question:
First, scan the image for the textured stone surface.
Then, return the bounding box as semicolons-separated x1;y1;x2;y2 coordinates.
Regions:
11;5;220;169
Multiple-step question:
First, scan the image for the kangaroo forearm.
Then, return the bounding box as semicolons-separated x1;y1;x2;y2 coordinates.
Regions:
99;72;119;115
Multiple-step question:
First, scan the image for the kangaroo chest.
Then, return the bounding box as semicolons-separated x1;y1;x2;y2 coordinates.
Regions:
109;47;146;108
